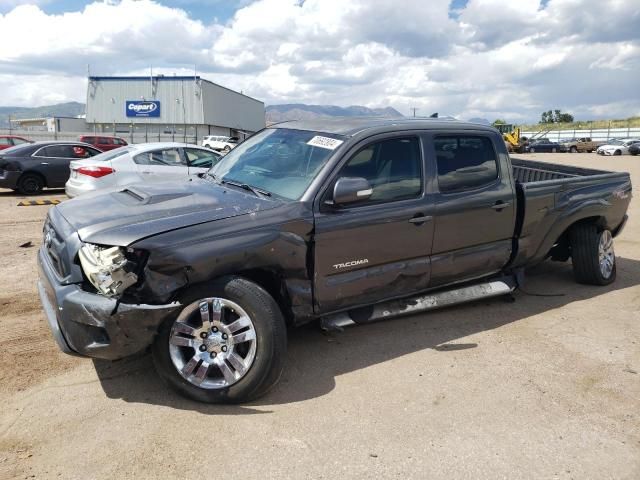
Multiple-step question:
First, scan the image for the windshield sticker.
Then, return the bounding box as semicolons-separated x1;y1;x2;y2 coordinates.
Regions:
307;136;344;150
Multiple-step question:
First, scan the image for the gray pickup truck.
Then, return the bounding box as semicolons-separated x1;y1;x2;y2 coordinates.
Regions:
37;118;631;403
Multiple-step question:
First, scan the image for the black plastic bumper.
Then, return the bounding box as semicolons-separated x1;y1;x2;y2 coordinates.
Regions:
37;247;181;360
0;170;20;189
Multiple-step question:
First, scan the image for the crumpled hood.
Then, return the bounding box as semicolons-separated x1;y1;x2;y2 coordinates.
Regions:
55;178;281;246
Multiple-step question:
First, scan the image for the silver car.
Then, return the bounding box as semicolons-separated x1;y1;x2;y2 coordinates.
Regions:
65;142;221;197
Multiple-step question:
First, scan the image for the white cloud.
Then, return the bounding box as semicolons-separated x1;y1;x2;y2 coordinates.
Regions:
0;0;638;122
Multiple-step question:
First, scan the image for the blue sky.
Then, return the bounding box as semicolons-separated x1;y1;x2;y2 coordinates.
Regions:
0;0;637;122
1;0;245;21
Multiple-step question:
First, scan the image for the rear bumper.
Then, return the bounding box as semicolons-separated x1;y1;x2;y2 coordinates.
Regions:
0;170;21;189
37;247;181;360
64;179;97;198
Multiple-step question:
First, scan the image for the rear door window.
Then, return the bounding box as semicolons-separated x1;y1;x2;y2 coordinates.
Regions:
435;135;498;193
134;148;186;166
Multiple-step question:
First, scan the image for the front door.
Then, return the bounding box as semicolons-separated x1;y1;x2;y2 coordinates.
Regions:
313;135;434;313
183;147;221;175
429;133;516;286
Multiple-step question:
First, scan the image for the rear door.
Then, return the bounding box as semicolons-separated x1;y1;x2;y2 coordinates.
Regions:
429;132;516;286
32;145;81;186
133;147;190;182
313;134;435;313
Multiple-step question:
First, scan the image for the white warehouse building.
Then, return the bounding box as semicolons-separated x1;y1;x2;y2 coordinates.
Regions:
85;75;265;143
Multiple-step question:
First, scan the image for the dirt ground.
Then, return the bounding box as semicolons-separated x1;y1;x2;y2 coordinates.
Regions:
0;152;638;480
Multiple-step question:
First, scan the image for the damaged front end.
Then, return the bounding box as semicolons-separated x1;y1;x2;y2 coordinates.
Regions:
78;244;140;297
37;216;182;360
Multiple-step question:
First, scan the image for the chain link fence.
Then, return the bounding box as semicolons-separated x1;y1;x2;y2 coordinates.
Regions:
0;129;201;145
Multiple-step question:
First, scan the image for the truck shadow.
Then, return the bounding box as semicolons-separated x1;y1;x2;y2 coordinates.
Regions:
93;256;640;413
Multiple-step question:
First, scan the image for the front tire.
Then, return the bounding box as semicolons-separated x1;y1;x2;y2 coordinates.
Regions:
152;276;287;403
569;224;616;285
570;146;578;153
614;150;622;156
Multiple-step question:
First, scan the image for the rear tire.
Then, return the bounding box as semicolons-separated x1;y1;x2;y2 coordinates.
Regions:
530;147;535;153
17;173;45;195
614;150;622;156
569;224;616;285
570;146;578;153
152;276;287;404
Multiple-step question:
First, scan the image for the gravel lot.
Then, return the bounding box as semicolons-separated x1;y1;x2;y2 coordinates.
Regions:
0;152;638;480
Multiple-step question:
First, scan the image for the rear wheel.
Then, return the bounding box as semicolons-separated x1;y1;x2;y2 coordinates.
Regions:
614;150;622;156
570;224;616;285
570;146;578;153
152;276;287;403
223;145;231;153
551;147;557;153
530;147;535;153
17;173;44;195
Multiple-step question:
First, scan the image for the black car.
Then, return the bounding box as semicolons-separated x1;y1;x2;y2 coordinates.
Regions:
629;143;640;156
524;138;568;153
0;141;102;194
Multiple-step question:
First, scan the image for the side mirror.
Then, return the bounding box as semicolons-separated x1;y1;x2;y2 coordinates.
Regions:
332;177;372;206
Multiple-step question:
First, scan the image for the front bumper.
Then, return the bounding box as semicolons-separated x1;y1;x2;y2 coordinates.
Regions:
37;246;181;360
0;170;21;189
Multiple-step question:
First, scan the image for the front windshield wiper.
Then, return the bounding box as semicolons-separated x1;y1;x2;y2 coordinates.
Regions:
221;178;271;198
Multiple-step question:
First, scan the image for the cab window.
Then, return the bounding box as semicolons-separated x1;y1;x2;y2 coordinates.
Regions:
435;135;498;193
336;137;422;205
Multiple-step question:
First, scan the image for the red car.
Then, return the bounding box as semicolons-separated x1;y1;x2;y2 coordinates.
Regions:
0;135;31;150
78;135;128;151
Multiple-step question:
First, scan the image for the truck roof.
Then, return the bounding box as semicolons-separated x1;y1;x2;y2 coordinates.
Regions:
268;117;498;137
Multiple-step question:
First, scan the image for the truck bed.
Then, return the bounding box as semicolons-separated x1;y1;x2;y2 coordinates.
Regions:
509;157;631;268
512;158;608;183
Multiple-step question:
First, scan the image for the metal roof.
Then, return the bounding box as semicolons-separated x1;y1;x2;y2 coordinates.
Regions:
268;117;498;137
88;75;263;104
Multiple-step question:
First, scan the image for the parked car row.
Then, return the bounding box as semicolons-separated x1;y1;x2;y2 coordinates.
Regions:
596;138;640;156
0;138;221;195
521;136;640;155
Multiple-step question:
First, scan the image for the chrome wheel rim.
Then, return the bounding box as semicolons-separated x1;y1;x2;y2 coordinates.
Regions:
169;298;257;389
598;230;615;279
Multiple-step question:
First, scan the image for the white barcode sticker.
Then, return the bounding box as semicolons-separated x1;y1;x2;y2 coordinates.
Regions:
307;136;344;150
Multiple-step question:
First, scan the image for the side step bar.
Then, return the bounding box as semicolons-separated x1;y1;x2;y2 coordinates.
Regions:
320;277;516;331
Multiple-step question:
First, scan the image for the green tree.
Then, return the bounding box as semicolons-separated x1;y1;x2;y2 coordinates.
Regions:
540;109;574;124
492;119;507;126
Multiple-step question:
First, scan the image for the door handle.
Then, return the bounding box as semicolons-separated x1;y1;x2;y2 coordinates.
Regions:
490;201;511;210
408;215;433;224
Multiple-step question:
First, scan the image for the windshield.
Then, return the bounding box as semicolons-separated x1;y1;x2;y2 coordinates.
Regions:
210;128;344;200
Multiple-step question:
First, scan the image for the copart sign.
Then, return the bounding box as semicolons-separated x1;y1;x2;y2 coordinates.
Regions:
126;100;161;118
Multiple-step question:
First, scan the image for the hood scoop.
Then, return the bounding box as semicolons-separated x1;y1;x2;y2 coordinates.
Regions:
113;187;193;206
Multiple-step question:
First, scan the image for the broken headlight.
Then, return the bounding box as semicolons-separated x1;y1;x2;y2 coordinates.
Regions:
78;243;140;297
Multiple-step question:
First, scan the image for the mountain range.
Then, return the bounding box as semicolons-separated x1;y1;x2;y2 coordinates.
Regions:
0;101;405;128
266;104;404;122
0;102;85;128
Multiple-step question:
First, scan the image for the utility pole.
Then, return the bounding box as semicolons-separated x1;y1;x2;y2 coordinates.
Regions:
410;107;419;117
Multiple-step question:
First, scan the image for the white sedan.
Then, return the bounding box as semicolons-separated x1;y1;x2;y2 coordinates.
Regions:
202;135;239;152
596;138;640;156
65;142;221;198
